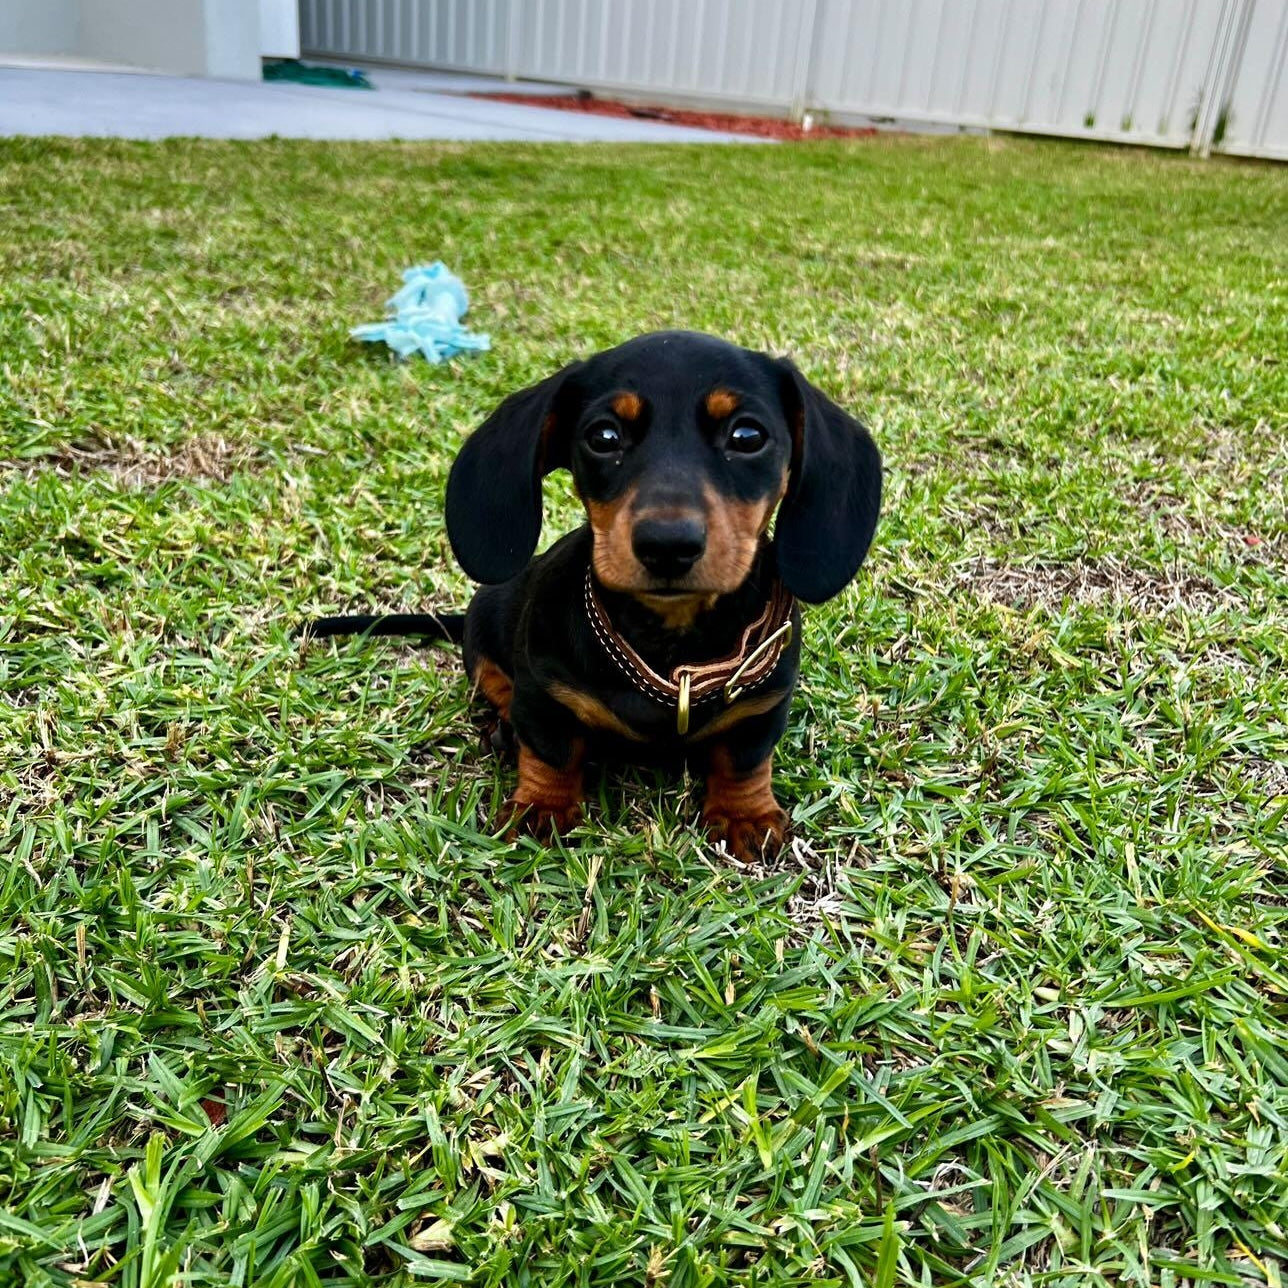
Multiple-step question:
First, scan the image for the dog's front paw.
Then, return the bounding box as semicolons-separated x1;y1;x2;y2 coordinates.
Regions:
501;795;584;842
703;805;790;862
477;715;516;761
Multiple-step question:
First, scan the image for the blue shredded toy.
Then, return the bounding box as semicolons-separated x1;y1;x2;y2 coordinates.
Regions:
351;263;491;364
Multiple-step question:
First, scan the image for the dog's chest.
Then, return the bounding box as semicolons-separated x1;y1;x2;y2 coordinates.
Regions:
548;667;792;749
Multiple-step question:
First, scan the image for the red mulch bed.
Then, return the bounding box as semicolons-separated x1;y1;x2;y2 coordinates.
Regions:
475;92;877;141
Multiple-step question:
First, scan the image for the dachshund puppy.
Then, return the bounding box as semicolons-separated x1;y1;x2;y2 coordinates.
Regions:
311;331;881;861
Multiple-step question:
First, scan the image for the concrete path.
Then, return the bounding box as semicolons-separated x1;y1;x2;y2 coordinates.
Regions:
0;62;754;143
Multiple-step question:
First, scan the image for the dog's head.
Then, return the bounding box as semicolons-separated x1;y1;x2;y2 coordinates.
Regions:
446;331;881;607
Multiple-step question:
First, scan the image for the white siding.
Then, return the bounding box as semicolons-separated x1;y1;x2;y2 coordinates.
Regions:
298;0;1288;159
1219;0;1288;158
807;0;1232;146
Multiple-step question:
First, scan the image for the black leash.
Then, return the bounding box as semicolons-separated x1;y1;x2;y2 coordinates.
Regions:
299;610;465;644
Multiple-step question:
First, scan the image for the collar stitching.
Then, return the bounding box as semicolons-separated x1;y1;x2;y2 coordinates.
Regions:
584;570;795;710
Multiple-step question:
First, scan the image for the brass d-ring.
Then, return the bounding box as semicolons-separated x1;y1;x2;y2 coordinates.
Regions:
676;671;692;736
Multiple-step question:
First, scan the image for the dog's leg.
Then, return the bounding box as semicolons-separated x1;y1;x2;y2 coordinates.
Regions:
503;740;585;839
472;656;514;719
470;655;518;758
702;744;790;862
499;682;587;840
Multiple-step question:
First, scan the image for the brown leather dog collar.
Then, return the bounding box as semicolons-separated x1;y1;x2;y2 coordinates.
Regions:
584;570;795;735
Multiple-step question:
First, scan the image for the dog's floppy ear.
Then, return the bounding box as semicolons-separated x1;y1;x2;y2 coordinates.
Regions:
446;362;583;584
774;361;882;603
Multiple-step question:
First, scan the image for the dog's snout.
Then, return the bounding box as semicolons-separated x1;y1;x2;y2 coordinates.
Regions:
631;514;707;579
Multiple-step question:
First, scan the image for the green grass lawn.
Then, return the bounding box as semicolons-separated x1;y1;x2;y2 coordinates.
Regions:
2;134;1286;1287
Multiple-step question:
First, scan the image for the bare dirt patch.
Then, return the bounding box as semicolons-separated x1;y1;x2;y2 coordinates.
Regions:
474;92;879;141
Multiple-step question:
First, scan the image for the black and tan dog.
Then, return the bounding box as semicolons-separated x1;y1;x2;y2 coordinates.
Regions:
309;331;881;861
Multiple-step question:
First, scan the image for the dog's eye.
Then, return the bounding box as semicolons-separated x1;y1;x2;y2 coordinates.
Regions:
585;421;623;454
727;420;768;454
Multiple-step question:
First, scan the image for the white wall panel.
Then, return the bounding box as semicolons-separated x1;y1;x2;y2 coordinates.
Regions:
1220;0;1288;157
300;0;510;71
298;0;1288;158
808;0;1234;145
501;0;810;105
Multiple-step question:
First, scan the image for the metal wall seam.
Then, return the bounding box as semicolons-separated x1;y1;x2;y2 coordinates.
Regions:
1194;0;1254;153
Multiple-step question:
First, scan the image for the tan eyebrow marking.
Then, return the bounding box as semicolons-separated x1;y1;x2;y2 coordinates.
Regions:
611;392;643;421
705;388;740;419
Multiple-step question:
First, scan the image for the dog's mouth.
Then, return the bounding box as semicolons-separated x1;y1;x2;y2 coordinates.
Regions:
632;586;721;628
592;565;706;599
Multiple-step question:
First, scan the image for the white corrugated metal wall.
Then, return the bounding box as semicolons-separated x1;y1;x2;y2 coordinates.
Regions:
1219;0;1288;155
807;0;1232;148
509;0;817;109
297;0;1288;159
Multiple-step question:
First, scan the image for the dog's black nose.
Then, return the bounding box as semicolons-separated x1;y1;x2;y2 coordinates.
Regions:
632;515;707;579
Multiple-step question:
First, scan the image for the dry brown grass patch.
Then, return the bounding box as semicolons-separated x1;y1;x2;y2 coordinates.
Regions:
16;433;259;488
962;554;1234;615
1244;758;1288;802
1123;478;1286;571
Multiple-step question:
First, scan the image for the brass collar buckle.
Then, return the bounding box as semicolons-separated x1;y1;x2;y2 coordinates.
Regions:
674;618;794;736
723;621;794;704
